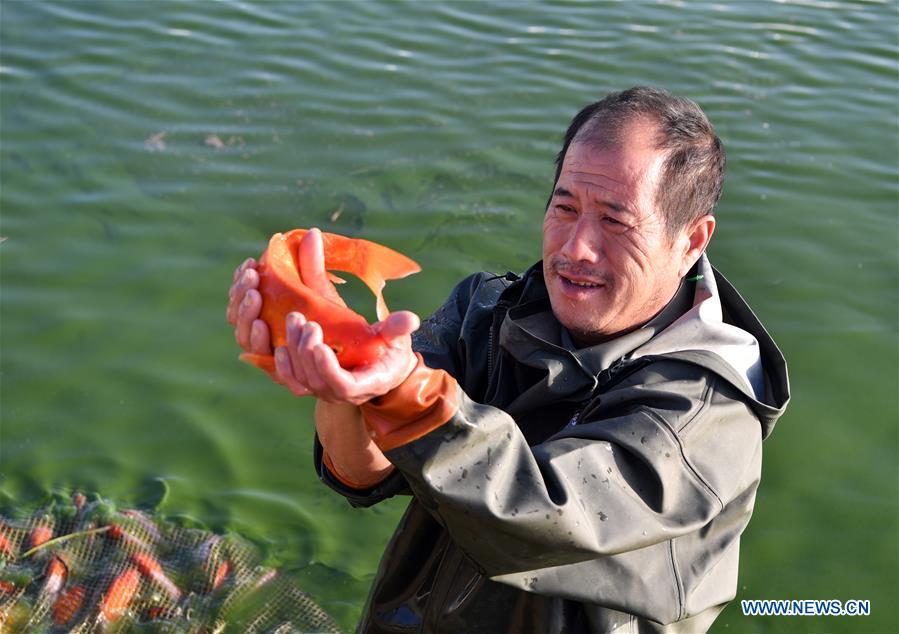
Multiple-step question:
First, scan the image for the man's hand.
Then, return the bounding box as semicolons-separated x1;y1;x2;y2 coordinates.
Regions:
227;230;408;487
277;229;419;404
228;228;420;405
274;310;419;405
227;228;344;356
226;257;271;356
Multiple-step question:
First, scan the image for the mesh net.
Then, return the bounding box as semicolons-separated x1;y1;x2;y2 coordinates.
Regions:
0;493;342;633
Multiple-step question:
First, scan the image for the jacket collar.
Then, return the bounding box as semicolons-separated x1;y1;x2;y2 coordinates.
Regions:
499;264;696;389
498;255;789;439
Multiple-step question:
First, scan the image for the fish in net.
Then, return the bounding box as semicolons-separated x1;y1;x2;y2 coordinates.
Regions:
0;492;341;633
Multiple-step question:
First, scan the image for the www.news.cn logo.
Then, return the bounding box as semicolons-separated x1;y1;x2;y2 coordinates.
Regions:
741;599;871;617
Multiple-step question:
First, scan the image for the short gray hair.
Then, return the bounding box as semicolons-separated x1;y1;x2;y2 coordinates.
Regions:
552;86;726;239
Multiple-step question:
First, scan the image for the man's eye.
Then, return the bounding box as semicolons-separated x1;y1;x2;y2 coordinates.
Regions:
556;204;576;214
603;216;624;226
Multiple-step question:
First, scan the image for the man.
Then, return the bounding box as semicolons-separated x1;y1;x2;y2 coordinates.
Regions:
227;87;789;633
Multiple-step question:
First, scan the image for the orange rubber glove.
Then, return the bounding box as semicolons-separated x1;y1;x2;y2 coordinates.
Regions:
360;354;459;452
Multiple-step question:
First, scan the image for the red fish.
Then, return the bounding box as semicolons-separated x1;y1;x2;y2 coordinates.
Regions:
29;522;53;549
107;523;152;552
240;229;420;372
43;556;67;596
211;560;230;592
132;552;181;601
101;566;141;623
0;529;13;558
52;584;86;625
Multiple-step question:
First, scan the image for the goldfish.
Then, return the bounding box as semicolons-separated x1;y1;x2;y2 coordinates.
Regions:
240;228;420;372
107;523;151;552
132;552;181;602
52;584;86;625
100;566;141;623
29;522;52;549
211;560;230;592
43;556;67;596
0;531;13;559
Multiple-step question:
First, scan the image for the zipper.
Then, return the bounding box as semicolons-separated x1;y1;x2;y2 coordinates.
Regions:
486;300;509;382
487;316;496;379
485;270;522;381
569;358;647;428
567;405;586;427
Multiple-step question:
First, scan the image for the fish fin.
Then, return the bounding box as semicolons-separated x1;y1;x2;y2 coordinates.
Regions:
318;232;421;321
239;353;278;380
375;294;389;322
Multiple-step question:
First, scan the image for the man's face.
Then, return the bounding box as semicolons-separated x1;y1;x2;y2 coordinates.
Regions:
542;123;692;346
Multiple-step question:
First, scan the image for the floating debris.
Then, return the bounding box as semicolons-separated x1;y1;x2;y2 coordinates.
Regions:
205;134;225;149
144;131;167;152
329;203;344;222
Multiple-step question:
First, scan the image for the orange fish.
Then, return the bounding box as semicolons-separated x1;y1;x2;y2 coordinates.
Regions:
240;229;420;372
132;552;181;602
101;566;141;623
52;584;86;625
211;560;230;592
29;522;53;549
43;556;67;596
0;530;13;558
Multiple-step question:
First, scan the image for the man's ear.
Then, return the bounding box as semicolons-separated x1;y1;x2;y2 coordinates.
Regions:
678;215;716;278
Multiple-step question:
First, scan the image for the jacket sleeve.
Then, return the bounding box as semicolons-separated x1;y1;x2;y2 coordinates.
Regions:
382;360;764;623
313;273;497;507
312;433;411;508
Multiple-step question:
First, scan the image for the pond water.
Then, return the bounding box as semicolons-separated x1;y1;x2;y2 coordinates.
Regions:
1;1;896;631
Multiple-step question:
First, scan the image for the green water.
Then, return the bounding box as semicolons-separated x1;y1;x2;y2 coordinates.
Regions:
1;1;896;631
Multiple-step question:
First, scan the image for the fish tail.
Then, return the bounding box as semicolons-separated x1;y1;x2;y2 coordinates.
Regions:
318;232;421;321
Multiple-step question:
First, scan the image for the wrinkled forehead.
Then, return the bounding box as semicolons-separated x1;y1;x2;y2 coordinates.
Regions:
558;138;666;210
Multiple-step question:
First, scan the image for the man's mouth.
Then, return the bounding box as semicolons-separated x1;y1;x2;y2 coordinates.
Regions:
563;277;601;288
558;272;604;289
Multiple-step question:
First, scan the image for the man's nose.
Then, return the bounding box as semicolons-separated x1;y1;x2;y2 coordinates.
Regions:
560;218;600;263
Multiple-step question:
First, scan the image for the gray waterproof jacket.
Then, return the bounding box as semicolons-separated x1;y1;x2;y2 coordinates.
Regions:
315;255;790;633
